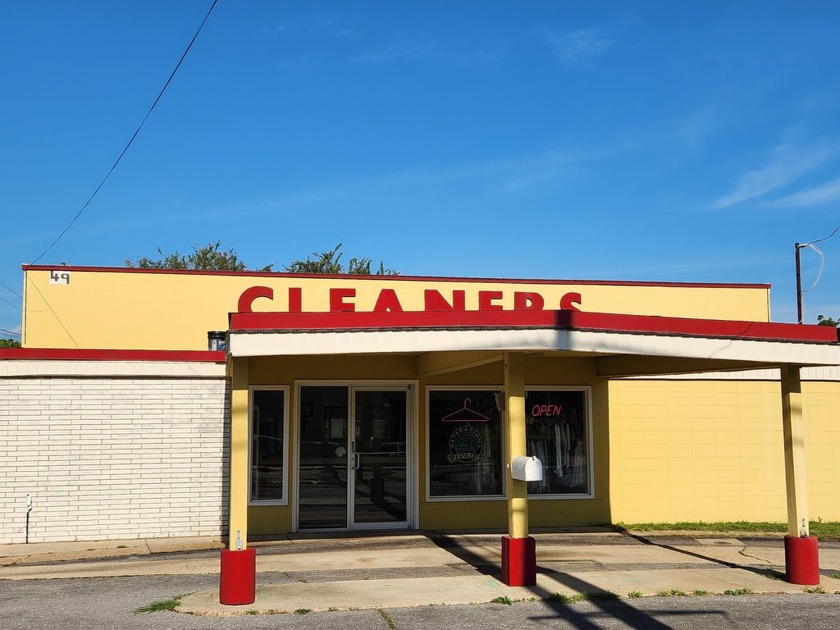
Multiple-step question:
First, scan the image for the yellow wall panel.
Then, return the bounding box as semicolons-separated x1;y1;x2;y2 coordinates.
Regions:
22;267;770;349
249;506;293;535
420;501;507;530
802;382;840;518
611;378;840;523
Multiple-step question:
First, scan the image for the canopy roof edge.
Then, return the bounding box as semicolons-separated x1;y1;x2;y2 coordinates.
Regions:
228;310;839;370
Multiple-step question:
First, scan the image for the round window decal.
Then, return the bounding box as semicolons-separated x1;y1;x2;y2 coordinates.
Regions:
447;425;484;463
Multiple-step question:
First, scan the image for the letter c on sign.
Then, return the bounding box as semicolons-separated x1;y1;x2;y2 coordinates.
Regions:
238;286;274;313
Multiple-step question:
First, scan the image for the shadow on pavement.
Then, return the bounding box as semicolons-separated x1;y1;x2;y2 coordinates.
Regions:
427;533;728;630
528;603;729;629
623;532;786;581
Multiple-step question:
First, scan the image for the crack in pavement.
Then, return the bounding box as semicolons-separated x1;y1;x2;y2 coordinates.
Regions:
737;546;773;566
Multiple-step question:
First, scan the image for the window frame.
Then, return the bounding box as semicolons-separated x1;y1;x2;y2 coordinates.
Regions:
248;385;290;506
524;386;594;500
425;386;506;502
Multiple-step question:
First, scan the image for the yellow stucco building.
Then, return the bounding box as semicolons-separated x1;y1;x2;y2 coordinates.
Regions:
3;264;839;586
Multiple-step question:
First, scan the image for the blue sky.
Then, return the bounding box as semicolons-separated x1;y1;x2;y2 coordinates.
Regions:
3;1;840;339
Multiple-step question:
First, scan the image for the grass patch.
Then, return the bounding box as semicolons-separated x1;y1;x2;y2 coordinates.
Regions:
692;590;711;596
615;520;840;538
804;585;827;594
490;596;513;605
656;589;688;597
135;596;183;614
723;588;753;596
294;608;311;615
627;591;643;599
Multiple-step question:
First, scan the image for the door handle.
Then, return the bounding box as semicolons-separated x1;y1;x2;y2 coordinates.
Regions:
354;452;360;470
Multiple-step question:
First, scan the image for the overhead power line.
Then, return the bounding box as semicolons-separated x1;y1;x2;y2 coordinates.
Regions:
802;225;840;248
0;328;21;339
0;295;22;311
0;278;22;299
30;0;219;265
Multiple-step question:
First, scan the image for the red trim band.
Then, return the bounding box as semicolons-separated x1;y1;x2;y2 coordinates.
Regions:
229;310;837;344
0;348;226;362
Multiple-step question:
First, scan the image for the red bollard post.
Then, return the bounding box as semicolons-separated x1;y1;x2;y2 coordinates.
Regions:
784;536;820;585
219;548;256;605
501;535;536;586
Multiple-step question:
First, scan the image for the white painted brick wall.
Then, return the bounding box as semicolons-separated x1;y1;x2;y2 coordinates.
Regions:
0;377;230;543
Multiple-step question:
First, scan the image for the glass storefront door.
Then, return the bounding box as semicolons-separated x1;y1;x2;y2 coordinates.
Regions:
297;385;409;531
351;389;408;527
298;386;349;529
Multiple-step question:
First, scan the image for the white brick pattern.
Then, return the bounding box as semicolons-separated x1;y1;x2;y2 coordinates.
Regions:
0;377;229;543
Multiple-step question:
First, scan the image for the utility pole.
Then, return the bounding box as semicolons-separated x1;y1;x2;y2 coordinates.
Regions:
795;242;804;324
795;227;840;325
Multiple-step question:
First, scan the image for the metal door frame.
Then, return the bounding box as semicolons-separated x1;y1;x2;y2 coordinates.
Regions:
293;380;418;532
349;385;410;530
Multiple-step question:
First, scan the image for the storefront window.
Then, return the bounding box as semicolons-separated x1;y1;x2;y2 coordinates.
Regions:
525;389;589;495
428;389;502;498
250;388;287;503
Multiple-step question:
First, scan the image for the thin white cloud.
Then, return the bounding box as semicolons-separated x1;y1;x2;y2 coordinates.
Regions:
264;20;357;38
356;36;444;64
202;144;633;220
266;22;305;33
710;141;838;209
771;176;840;208
545;28;612;66
676;99;735;150
493;143;636;193
356;35;501;66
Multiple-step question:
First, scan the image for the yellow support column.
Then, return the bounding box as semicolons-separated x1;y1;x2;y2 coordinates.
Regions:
780;364;819;585
220;356;256;605
228;356;249;550
501;351;536;586
505;352;528;538
781;364;808;538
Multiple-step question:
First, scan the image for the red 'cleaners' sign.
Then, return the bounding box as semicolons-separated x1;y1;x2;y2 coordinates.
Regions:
237;286;582;314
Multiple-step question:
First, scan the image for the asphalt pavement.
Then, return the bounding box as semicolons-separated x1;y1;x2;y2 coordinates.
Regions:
2;529;839;621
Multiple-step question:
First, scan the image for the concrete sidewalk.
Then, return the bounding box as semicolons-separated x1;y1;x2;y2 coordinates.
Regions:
2;531;839;616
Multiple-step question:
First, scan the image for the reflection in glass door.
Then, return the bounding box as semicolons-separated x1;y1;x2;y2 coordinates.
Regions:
352;389;408;527
297;385;409;531
297;386;349;529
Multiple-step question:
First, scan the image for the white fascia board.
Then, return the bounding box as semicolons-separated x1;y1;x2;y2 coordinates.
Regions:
229;328;840;366
622;366;840;381
568;330;840;366
229;329;567;356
